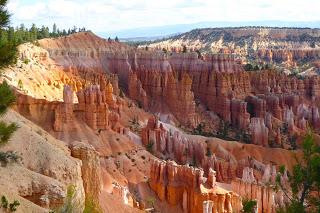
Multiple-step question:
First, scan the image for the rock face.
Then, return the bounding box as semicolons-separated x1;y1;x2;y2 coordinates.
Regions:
149;159;241;213
0;110;85;211
231;179;277;213
39;32;320;135
231;163;290;213
71;142;102;203
76;85;109;130
39;34;245;127
257;48;320;66
249;118;269;147
53;81;123;133
54;85;75;131
141;116;244;183
124;52;244;127
147;27;320;68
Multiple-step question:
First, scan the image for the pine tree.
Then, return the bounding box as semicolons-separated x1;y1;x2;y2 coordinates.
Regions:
0;29;8;44
0;81;18;145
276;131;320;212
71;26;77;34
0;1;17;68
57;29;61;36
7;27;14;42
19;24;25;31
0;0;10;28
30;23;37;40
45;27;50;37
0;0;18;145
53;23;57;36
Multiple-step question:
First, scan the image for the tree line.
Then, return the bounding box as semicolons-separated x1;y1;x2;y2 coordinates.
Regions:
0;23;88;47
0;23;88;68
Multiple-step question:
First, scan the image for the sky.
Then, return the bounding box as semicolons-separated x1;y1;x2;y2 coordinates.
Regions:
7;0;320;34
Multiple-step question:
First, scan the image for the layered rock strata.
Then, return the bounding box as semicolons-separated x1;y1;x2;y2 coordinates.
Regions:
149;159;241;213
53;81;122;133
38;33;320;134
70;142;102;203
141;116;263;183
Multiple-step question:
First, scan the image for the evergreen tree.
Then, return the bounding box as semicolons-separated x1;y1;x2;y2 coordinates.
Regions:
0;0;10;28
0;23;88;45
0;1;17;68
19;24;25;32
71;26;77;34
0;29;8;44
115;36;119;42
62;29;67;36
30;23;37;40
276;131;320;212
0;1;18;145
52;23;57;36
45;27;50;37
0;81;18;145
7;27;14;42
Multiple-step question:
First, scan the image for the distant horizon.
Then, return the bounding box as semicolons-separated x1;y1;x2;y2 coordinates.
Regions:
100;20;320;39
8;20;320;40
8;0;320;35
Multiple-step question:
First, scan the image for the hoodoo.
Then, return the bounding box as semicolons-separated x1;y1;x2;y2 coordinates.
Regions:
1;3;320;212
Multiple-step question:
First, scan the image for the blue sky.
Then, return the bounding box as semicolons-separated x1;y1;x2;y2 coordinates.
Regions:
7;0;320;33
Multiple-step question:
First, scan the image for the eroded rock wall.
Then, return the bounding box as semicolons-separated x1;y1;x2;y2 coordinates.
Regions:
149;159;242;213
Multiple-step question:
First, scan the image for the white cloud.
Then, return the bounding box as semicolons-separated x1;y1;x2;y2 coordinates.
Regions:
7;0;320;34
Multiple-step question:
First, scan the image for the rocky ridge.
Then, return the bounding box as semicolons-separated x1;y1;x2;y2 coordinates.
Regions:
146;27;320;69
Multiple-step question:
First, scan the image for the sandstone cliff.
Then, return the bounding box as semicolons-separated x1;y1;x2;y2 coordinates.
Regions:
146;27;320;67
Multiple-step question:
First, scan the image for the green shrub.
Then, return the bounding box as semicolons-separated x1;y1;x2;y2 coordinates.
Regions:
217;121;231;139
129;117;141;133
0;151;20;167
9;200;20;212
288;134;297;150
1;195;8;209
193;123;205;135
55;185;81;213
146;141;154;153
17;79;23;90
275;131;320;212
1;195;20;212
0;81;16;115
0;43;17;69
83;196;102;213
0;122;18;145
242;198;257;213
23;58;30;65
146;197;156;208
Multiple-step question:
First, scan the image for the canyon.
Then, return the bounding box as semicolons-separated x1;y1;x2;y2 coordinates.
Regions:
0;30;319;213
146;27;320;72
